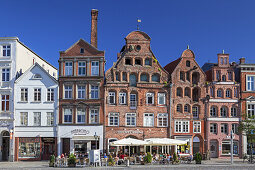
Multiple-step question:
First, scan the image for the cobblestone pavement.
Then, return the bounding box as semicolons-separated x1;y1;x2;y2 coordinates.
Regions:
0;159;254;170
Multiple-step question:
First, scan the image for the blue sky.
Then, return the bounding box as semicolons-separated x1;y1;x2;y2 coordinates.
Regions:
1;0;255;70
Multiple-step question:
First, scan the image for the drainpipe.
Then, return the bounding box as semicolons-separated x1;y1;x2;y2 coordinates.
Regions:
169;83;173;138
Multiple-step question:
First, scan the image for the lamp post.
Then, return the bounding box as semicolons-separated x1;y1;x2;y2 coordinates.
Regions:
94;132;99;150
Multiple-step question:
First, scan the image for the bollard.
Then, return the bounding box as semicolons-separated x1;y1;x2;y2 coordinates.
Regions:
126;159;130;167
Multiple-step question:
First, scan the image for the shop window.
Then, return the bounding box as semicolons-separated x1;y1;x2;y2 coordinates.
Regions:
74;141;87;154
91;140;99;150
222;141;239;155
18;138;40;158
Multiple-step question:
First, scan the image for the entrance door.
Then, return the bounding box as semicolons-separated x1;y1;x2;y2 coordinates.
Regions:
210;140;218;158
62;138;70;155
42;143;55;160
193;136;200;154
2;131;10;161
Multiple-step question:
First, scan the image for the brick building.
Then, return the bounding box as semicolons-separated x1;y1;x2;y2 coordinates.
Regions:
203;53;241;158
237;57;255;156
57;9;105;155
164;49;207;156
104;30;169;155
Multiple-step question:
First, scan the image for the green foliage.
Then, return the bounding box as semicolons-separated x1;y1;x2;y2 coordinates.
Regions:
108;155;115;166
49;154;55;167
173;152;179;163
68;153;76;166
239;115;255;144
194;152;202;164
144;152;152;163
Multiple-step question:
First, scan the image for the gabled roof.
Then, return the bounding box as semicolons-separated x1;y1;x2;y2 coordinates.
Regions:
164;58;182;75
15;62;57;84
60;39;104;56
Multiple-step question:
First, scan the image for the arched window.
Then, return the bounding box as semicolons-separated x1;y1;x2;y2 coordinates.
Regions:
186;60;190;67
122;72;127;81
222;75;226;81
210;106;217;117
185;87;191;97
184;104;190;112
180;71;185;81
152;74;160;82
115;72;120;81
192;106;199;118
129;74;137;87
176;87;183;97
192;87;200;102
135;58;142;65
145;58;152;66
220;106;228;117
226;89;231;98
125;58;132;65
140;73;149;82
192;72;200;85
217;89;223;97
231;107;237;117
176;104;182;113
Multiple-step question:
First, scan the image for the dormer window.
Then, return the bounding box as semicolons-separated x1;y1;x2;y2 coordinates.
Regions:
32;74;42;79
135;58;141;65
186;60;190;67
145;58;151;66
80;48;84;54
125;58;132;65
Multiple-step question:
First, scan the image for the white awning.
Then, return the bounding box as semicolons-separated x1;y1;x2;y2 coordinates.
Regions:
110;138;149;146
145;138;187;146
71;136;96;141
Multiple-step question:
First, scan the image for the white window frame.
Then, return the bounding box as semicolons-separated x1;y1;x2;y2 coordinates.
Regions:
77;108;86;124
78;61;86;76
220;107;228;117
77;85;86;99
119;92;126;105
126;113;136;126
193;121;201;133
221;124;228;134
210;123;217;134
210;106;217;117
90;85;99;99
3;45;11;57
34;88;41;102
109;113;119;126
65;62;73;76
217;89;223;97
247;75;255;91
63;108;72;123
2;68;10;82
226;89;231;98
46;112;54;126
146;93;154;104
157;113;168;127
247;104;255;118
21;88;28;102
231;107;237;117
158;93;166;105
2;95;9;112
91;61;99;76
143;113;154;127
192;106;199;118
90;108;99;124
20;112;28;126
175;120;189;133
33;112;41;126
232;124;238;134
47;88;54;102
64;85;72;99
108;92;116;105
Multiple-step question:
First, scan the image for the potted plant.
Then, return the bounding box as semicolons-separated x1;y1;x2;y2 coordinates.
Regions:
49;154;55;167
144;152;152;164
194;152;202;164
68;153;76;167
108;155;115;166
172;152;179;164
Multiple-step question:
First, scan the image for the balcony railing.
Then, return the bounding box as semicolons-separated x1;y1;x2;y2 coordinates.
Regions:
130;101;137;109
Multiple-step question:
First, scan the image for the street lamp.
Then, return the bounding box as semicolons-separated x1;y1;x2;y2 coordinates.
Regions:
94;132;99;150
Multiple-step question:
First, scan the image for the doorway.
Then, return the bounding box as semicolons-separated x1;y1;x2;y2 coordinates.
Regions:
2;131;10;161
193;136;200;154
210;140;218;158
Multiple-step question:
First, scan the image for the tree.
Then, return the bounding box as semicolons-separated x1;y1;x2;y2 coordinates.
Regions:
239;115;255;163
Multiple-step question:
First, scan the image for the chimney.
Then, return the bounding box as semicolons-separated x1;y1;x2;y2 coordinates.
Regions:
91;9;98;48
239;57;245;64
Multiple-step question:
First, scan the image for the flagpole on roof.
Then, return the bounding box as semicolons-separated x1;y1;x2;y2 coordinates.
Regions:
137;18;141;30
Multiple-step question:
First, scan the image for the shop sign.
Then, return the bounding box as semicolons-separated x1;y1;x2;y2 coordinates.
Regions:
42;138;55;143
19;137;40;143
71;129;90;135
116;130;143;134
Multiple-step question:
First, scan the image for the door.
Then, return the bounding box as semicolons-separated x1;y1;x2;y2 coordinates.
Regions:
193;136;200;154
42;143;55;160
2;137;9;161
210;140;218;158
62;138;70;155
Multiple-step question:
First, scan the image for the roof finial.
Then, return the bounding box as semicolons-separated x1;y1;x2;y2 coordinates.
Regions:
222;49;225;54
187;45;190;49
137;18;141;30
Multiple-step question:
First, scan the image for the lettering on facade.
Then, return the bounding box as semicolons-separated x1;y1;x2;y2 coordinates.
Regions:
71;129;90;135
116;130;143;134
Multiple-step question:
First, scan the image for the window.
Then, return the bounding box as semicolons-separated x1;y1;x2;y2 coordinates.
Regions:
33;112;41;126
158;93;165;105
20;112;28;126
224;58;227;65
146;93;154;104
222;141;239;155
109;113;119;126
210;123;217;134
186;72;190;81
65;62;73;76
108;92;115;104
210;87;214;97
228;71;232;80
64;85;72;99
125;58;131;65
140;74;149;82
145;58;151;66
186;60;190;67
129;74;137;86
210;106;217;117
19;139;40;158
158;113;168;127
135;59;141;65
130;94;137;108
115;72;120;81
77;108;86;123
193;121;201;133
216;70;221;81
220;107;228;117
247;76;255;91
3;45;11;56
135;45;141;51
77;85;86;99
34;88;41;102
217;89;223;97
91;85;99;99
33;74;42;79
220;58;223;65
231;107;237;117
47;89;54;101
126;113;136;126
78;62;86;76
180;71;185;81
2;95;9;111
80;48;84;54
2;68;10;82
232;124;238;134
177;87;182;97
21;88;28;102
234;87;238;97
144;113;154;127
91;61;99;76
152;74;160;82
192;106;199;118
184;104;190;112
119;92;126;105
46;112;54;126
90;109;99;124
247;104;255;118
222;75;226;81
176;104;182;113
226;89;231;98
221;124;228;134
175;121;189;133
122;72;127;81
185;88;190;97
64;108;72;123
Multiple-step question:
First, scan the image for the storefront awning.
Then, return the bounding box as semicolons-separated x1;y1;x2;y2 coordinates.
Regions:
71;136;96;141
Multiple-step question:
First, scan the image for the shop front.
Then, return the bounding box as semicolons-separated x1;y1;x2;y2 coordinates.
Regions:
174;136;192;156
57;125;103;156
